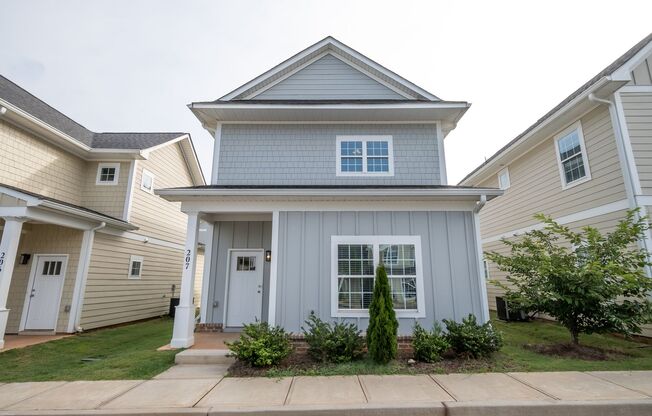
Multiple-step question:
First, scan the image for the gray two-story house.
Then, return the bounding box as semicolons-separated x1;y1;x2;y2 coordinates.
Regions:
158;37;502;347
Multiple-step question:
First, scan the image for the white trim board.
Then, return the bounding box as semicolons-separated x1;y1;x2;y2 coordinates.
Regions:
98;228;185;251
482;199;630;244
267;211;280;326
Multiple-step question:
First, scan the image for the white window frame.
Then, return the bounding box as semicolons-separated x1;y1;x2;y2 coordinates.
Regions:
497;167;510;190
330;235;425;318
336;135;395;177
128;255;144;279
554;121;591;190
140;169;155;193
96;162;120;185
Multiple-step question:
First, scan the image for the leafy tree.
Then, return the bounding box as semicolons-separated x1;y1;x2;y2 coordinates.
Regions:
486;210;652;345
367;264;398;363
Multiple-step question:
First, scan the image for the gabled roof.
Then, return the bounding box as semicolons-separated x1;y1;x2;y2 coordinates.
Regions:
0;74;205;184
459;32;652;185
216;36;441;102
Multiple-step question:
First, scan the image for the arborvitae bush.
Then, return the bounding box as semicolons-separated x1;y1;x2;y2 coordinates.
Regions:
366;264;398;364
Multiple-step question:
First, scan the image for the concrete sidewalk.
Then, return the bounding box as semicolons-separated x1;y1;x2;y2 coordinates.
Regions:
0;368;651;415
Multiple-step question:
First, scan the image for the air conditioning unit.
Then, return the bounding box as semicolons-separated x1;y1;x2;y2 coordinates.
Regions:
496;297;529;321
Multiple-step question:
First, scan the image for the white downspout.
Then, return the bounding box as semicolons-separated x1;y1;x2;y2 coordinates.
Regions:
473;195;490;323
67;222;105;333
589;93;652;273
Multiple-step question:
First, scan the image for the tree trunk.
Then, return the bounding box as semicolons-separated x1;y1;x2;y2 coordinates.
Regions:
571;331;579;345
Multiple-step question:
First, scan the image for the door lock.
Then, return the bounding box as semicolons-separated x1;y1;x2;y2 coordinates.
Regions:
30;288;35;298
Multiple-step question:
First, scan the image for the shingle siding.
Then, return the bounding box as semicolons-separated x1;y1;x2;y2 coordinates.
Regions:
217;124;441;185
254;54;405;100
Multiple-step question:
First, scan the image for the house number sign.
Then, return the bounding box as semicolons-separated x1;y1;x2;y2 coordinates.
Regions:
185;250;192;270
0;252;5;273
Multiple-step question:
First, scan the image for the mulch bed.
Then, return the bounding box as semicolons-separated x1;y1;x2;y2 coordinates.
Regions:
522;343;632;361
227;351;508;377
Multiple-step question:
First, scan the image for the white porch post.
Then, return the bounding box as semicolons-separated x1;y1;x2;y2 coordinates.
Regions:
171;212;200;348
199;222;214;324
0;217;25;349
267;211;280;326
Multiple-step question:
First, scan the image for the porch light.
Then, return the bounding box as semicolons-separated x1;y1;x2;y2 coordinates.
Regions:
19;254;31;265
265;250;272;262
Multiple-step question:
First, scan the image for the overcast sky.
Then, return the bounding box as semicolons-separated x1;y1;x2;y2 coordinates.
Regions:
1;1;651;184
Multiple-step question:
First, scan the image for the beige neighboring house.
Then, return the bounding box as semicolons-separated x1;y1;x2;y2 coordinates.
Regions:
0;75;205;348
460;33;652;326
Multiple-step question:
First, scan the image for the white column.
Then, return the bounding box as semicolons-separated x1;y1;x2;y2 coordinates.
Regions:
0;217;25;349
171;212;200;348
199;222;214;323
210;123;222;185
267;211;280;326
473;211;490;323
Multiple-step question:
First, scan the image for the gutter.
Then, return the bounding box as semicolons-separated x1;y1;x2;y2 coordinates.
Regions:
40;200;137;230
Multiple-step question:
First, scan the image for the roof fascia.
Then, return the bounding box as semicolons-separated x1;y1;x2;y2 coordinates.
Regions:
459;76;627;185
190;102;467;110
219;37;439;102
611;39;652;80
243;50;415;100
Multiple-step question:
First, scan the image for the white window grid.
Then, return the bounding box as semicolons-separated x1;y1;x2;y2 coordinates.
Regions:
554;121;591;189
96;163;120;185
336;135;395;177
128;255;144;279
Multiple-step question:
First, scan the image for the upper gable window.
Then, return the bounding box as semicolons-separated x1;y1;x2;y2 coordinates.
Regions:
336;136;394;176
554;122;591;189
497;167;510;190
141;169;155;193
96;163;120;185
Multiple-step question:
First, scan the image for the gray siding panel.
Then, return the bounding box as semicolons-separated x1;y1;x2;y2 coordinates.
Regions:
275;211;482;334
206;221;272;325
217;124;441;185
255;54;404;100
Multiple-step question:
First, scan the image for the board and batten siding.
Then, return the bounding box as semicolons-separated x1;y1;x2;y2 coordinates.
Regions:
254;54;404;100
217;124;441;185
80;161;131;219
275;211;483;334
129;143;194;243
477;105;626;239
3;222;83;333
620;91;652;195
205;221;272;326
0;119;85;206
81;233;185;330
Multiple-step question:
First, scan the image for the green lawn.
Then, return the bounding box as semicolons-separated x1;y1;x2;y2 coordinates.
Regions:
0;318;176;382
2;315;652;382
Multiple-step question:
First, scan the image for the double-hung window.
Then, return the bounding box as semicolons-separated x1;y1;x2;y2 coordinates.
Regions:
331;235;424;318
336;136;394;176
128;255;143;279
554;122;591;189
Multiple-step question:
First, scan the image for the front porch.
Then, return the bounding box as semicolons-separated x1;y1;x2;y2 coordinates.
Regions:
0;184;135;349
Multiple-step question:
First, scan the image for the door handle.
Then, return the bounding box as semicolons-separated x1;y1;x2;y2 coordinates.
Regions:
30;289;35;298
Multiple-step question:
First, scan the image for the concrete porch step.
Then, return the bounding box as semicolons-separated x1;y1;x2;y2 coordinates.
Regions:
175;349;235;365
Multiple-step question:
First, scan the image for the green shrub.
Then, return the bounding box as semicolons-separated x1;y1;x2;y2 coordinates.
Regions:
225;321;292;367
302;312;364;363
443;314;503;358
412;322;450;363
367;264;398;364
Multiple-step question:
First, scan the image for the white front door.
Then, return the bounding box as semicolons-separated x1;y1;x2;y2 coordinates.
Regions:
226;250;264;327
25;255;67;330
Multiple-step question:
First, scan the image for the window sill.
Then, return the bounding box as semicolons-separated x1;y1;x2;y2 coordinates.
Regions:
560;175;591;191
331;309;424;319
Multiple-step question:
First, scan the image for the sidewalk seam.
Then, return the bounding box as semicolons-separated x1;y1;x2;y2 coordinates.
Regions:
505;373;560;400
95;380;147;409
356;375;369;403
283;377;295;406
428;375;459;402
191;376;225;407
584;372;652;398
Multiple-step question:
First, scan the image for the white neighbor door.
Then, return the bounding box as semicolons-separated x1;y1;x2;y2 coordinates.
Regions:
226;250;264;327
25;255;68;330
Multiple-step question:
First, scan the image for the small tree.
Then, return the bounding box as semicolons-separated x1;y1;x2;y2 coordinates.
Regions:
367;264;398;363
486;210;652;345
